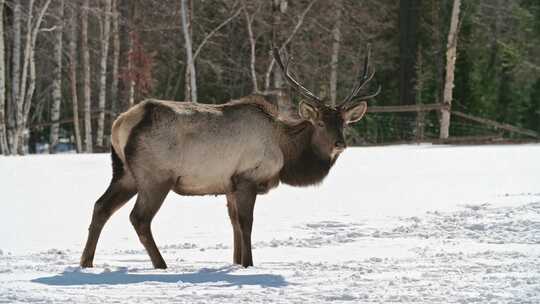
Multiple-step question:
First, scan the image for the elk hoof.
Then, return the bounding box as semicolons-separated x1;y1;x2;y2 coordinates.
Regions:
80;259;93;268
241;262;253;268
153;261;168;269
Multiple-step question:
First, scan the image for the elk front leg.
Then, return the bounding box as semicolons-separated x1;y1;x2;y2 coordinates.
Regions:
230;177;257;267
226;193;242;264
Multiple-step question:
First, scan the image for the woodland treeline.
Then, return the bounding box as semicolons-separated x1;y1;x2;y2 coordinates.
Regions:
0;0;539;154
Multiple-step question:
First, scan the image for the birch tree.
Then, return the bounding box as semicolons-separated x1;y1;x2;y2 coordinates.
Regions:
180;0;240;102
263;0;317;91
82;0;92;152
9;0;21;154
14;0;52;154
49;0;65;153
96;0;112;147
69;4;82;153
126;0;136;108
439;0;461;139
241;0;259;93
110;0;121;115
329;0;343;107
181;0;197;102
0;0;7;155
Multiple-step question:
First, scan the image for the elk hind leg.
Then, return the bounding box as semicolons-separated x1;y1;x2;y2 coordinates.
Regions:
80;178;136;268
129;183;170;269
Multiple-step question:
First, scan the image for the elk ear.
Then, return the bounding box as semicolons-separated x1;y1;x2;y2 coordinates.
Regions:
342;101;367;124
298;100;320;121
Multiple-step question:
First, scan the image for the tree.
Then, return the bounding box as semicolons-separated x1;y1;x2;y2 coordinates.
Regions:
110;0;121;115
9;0;21;154
329;0;343;107
399;0;419;106
241;0;259;94
69;3;83;153
49;0;65;153
181;0;196;102
96;0;112;147
13;0;52;154
81;0;92;152
439;0;461;139
0;0;7;155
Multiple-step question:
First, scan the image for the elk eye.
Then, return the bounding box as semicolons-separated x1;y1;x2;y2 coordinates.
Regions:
317;121;325;128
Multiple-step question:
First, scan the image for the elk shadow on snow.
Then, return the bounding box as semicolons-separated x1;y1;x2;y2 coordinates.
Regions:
31;266;288;287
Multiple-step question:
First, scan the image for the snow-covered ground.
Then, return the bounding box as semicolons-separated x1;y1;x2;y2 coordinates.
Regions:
1;144;539;303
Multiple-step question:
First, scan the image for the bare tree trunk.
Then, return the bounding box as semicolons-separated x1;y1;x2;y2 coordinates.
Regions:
271;0;286;91
125;0;136;108
329;0;342;107
399;0;419;108
127;31;135;107
0;0;8;155
69;5;82;153
14;0;35;154
181;0;197;102
16;0;52;154
81;0;92;152
439;0;461;139
182;0;192;102
110;0;120;116
184;4;241;98
415;48;425;142
8;0;21;154
49;0;64;153
96;0;112;148
241;0;259;93
264;0;316;119
264;0;316;91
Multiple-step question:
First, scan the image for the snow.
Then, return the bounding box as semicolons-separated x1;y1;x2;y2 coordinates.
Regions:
1;144;539;303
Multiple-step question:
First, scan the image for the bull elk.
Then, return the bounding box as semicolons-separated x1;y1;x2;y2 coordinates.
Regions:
80;47;380;269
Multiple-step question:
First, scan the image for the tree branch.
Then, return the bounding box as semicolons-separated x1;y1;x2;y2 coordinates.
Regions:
264;0;318;90
193;8;242;60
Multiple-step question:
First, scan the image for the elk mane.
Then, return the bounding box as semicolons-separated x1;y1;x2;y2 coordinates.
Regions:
278;121;334;187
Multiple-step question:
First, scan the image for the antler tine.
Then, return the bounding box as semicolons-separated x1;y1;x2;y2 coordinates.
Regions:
339;44;380;107
350;67;376;100
344;84;381;106
272;48;322;104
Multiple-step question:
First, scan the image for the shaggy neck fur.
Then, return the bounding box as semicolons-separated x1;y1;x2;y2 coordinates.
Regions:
278;121;335;186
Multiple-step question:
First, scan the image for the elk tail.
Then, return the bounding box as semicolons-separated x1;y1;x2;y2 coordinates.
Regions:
110;145;125;183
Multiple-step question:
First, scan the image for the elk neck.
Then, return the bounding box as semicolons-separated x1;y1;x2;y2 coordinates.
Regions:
278;120;335;187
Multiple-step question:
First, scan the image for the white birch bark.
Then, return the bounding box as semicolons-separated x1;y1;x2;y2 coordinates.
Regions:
110;0;120;115
329;0;342;107
439;0;461;139
241;0;259;93
9;0;21;154
49;0;64;153
271;0;286;91
69;5;82;153
264;0;317;91
96;0;112;147
0;0;7;155
15;0;52;154
127;31;135;108
81;0;92;152
181;0;197;102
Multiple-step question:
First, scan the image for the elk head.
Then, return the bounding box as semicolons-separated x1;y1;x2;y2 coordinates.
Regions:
273;46;381;161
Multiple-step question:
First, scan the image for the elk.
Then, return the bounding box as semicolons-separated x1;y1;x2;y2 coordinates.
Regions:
80;47;380;269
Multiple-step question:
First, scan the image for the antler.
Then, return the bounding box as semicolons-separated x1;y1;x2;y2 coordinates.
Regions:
338;44;381;108
272;48;323;105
